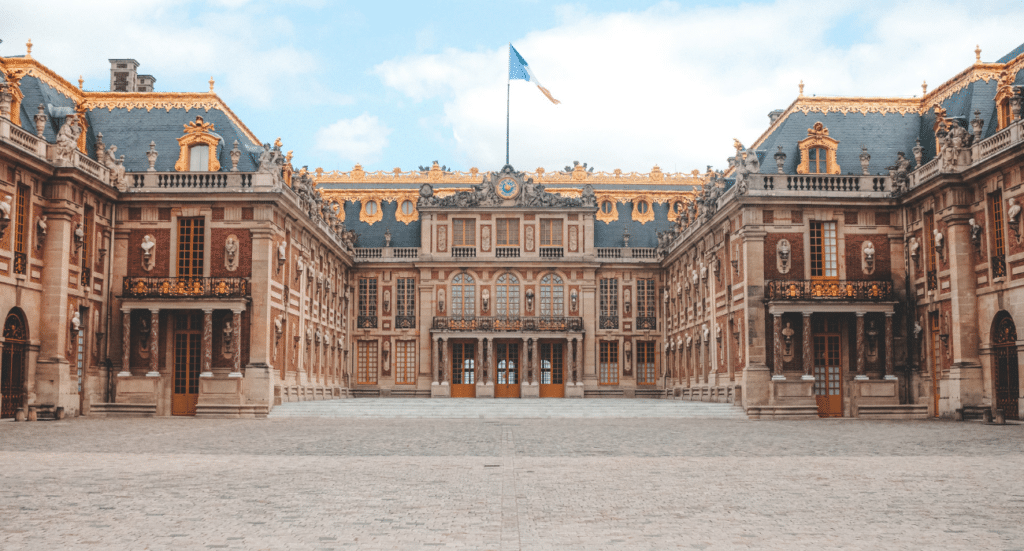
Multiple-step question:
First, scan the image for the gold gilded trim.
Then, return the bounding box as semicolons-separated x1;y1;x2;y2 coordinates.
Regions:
174;117;221;172
596;198;618;224
360;199;383;226
796;122;841;175
632;195;656;224
394;197;419;225
314;164;705;187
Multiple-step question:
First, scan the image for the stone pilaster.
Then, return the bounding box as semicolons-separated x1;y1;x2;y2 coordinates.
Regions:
147;309;159;377
856;312;866;379
431;337;438;384
772;313;783;379
119;309;131;376
884;312;896;379
230;310;242;377
802;312;813;378
201;309;213;378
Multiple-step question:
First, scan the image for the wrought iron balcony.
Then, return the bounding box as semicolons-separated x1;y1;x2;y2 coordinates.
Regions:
432;316;584;333
13;252;26;275
600;315;619;329
766;280;893;302
123;277;249;299
357;315;378;329
395;315;416;329
635;316;657;330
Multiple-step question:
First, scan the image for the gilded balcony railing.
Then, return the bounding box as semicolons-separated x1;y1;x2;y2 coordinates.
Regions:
123;277;249;299
432;316;584;332
766;280;893;302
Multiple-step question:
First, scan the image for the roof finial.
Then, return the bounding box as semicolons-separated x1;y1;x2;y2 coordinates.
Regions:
209;77;215;93
922;80;927;95
798;80;804;97
975;44;981;63
25;39;32;59
78;75;84;90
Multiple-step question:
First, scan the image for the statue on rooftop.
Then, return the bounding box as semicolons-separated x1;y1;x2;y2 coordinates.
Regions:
54;114;82;166
102;144;131;191
888;151;912;196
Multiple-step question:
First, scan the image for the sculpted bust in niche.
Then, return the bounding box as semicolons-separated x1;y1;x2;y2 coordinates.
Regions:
776;239;791;274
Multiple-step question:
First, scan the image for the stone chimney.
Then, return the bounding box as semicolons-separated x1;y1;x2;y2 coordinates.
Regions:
109;60;156;92
768;109;785;125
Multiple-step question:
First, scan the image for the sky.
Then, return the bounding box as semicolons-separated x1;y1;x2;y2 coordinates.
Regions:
2;0;1023;175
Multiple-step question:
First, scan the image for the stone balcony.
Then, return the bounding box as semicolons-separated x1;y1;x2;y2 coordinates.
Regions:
432;316;584;333
0;116;111;184
123;276;250;299
909;118;1024;189
128;171;275;191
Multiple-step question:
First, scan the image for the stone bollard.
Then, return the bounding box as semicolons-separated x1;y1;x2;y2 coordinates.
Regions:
14;409;25;422
994;409;1006;425
983;409;993;423
954;408;964;421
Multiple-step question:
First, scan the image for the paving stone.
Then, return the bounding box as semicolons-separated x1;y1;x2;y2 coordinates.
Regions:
0;409;1022;550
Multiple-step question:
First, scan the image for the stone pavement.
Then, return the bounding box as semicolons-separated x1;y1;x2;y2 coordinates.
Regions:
1;401;1023;550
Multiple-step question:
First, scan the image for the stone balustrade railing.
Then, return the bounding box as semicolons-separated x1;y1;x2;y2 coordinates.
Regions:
910;118;1024;189
129;171;269;191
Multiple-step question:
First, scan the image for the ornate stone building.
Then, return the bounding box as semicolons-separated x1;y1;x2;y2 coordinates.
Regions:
1;41;1022;419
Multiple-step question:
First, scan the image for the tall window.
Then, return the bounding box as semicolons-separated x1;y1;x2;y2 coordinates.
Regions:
810;221;837;278
356;340;378;384
451;342;475;385
637;279;656;319
359;278;377;319
451;273;475;317
13;185;28;275
396;278;415;316
808;147;828;173
177;218;205;277
991;192;1006;257
599;340;619;385
82;206;94;277
497;218;519;246
600;278;618;329
998;98;1012;130
189;145;209;171
540;219;562;246
540;274;564;317
496;273;520;317
636;341;656;385
453;218;475;247
394;340;415;384
924;212;937;285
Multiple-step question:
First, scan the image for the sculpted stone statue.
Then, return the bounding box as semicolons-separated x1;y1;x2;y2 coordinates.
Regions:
54;115;82;166
0;194;11;220
888;152;912;194
224;235;239;271
102;144;130;190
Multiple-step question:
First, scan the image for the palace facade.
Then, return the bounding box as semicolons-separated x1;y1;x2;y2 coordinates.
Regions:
1;41;1022;419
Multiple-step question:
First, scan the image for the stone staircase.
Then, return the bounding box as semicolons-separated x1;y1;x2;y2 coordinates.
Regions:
267;398;748;419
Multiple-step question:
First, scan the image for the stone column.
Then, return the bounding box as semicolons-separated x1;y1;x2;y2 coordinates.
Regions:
802;312;813;378
855;312;867;379
200;309;213;378
441;337;449;384
146;309;160;377
772;313;783;379
431;337;439;384
475;337;483;385
119;310;131;377
570;338;577;384
230;310;242;377
522;337;530;384
884;312;896;380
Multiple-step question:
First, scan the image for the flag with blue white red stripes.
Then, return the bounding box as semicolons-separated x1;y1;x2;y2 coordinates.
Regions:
508;44;560;105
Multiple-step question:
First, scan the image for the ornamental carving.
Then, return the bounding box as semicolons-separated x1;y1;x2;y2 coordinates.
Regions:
436;225;447;252
568;226;579;252
796;122;841;175
776;239;791;275
481;225;491;252
224;234;239;272
174;116;221;172
359;199;383;225
862;239;876;275
524;225;535;252
631;196;656;224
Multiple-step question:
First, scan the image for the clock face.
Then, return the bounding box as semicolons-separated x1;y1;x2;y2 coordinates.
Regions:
497;177;519;199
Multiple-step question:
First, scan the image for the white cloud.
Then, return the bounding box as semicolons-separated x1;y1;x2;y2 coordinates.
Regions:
372;0;1024;173
314;113;392;163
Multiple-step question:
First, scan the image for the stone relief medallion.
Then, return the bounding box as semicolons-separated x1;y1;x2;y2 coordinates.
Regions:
437;225;447;252
568;226;579;252
525;225;535;251
481;225;491;252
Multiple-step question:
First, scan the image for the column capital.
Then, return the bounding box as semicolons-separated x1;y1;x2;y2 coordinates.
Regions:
802;311;813;317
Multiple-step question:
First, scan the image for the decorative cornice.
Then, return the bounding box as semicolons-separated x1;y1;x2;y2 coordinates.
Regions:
0;56;81;102
313;165;705;187
792;96;921;117
922;63;1004;112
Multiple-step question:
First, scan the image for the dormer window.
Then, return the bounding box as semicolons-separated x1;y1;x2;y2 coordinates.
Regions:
189;145;209;172
797;122;840;175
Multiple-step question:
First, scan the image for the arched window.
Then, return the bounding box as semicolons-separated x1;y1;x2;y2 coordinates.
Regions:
451;273;475;318
496;273;520;317
540;274;564;317
1;308;28;419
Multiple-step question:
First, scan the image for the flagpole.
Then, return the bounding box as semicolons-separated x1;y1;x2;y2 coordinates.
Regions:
505;80;510;166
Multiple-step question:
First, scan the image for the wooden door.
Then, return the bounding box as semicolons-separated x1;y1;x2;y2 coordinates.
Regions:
450;341;476;398
494;342;520;398
539;341;564;398
813;317;842;417
172;313;201;416
1;311;27;419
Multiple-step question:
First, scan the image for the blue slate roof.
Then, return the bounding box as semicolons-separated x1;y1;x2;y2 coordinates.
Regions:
342;200;421;248
996;42;1024;63
593;201;675;248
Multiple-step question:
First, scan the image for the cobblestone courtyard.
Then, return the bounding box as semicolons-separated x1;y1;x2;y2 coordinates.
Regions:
2;402;1023;550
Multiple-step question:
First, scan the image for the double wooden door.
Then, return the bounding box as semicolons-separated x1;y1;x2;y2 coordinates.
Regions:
494;342;520;398
172;313;202;416
450;341;476;398
994;345;1020;420
813;317;843;417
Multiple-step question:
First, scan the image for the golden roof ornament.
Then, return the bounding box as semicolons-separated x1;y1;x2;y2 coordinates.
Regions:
209;77;215;93
274;137;283;148
922;80;927;95
78;75;84;90
798;80;804;97
975;44;981;63
183;115;216;134
25;39;32;59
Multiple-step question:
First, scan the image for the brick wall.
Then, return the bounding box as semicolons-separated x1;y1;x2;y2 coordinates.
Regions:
209;228;252;278
128;228;171;277
844;234;891;281
763;232;803;280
